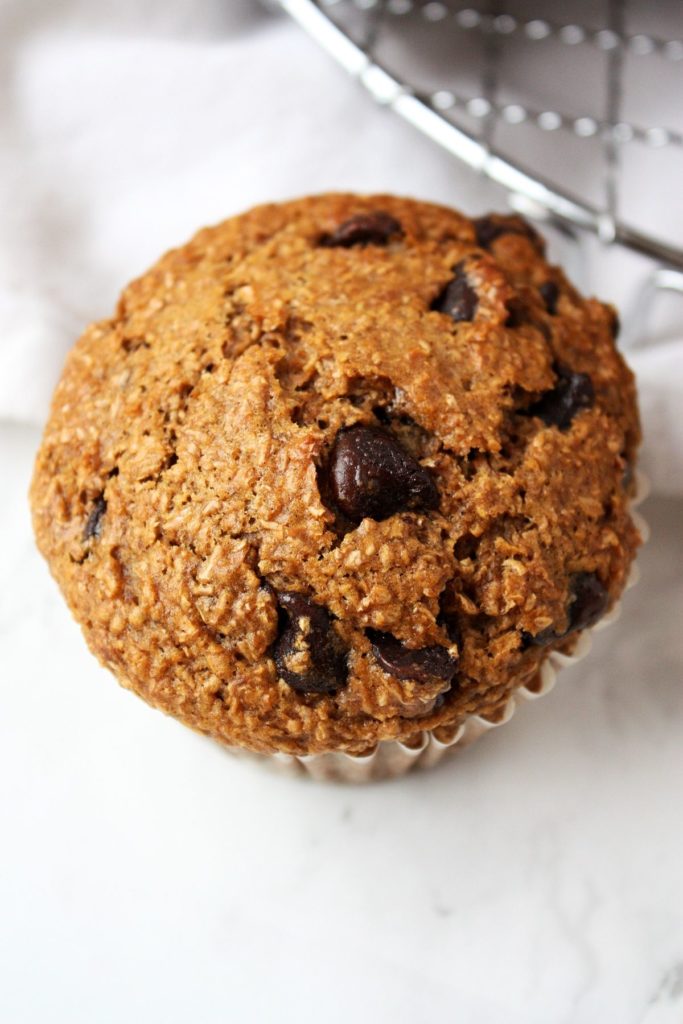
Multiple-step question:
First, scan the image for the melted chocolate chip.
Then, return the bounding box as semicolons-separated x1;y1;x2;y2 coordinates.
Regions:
273;591;348;695
321;212;403;248
539;280;559;315
474;215;544;253
367;629;458;685
523;572;609;648
526;363;595;431
327;424;439;522
83;495;107;540
431;260;478;321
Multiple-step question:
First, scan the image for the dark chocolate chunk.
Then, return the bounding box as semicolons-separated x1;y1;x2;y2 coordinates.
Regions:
273;591;348;695
523;572;609;648
610;310;620;338
505;298;527;328
565;571;609;633
474;216;506;249
83;494;107;540
474;215;544;253
539;280;559;315
321;211;403;248
526;363;595;431
431;260;478;321
327;424;439;522
367;629;458;685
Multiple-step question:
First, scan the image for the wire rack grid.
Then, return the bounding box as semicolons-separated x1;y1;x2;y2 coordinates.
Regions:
275;0;683;275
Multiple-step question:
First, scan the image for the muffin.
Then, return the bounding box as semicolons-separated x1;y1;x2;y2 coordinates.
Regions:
31;194;641;781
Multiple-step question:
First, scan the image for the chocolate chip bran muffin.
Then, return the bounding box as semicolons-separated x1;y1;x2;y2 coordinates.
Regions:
31;194;641;777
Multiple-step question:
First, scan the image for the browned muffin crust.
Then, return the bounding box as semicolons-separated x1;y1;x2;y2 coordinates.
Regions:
31;194;641;756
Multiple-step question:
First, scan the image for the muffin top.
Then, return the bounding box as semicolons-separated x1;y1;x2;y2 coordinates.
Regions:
31;194;640;756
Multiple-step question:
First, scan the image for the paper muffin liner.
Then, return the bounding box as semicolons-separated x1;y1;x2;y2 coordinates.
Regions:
227;471;649;783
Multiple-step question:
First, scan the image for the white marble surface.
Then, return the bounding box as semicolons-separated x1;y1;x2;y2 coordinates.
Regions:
0;421;682;1024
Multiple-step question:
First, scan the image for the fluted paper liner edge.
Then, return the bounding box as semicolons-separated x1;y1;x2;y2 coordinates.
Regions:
227;471;649;782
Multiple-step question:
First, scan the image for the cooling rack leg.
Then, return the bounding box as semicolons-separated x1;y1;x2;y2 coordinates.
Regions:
623;268;683;350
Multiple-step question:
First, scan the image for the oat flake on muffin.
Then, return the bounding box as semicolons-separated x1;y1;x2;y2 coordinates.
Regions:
31;194;641;758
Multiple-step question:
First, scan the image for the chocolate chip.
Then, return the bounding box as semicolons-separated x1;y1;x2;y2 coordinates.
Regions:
526;363;594;431
327;424;439;522
474;215;544;253
321;211;403;248
273;591;348;695
610;310;620;338
565;571;609;632
523;571;609;648
367;629;458;685
431;260;478;321
505;298;527;328
539;280;559;315
83;494;106;540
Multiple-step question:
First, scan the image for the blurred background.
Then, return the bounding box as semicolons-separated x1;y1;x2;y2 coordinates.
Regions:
1;2;681;1022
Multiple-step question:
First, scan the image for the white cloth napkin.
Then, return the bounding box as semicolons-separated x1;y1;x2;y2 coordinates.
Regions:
2;0;681;494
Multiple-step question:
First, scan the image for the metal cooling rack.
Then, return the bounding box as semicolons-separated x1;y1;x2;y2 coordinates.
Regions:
274;0;683;275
